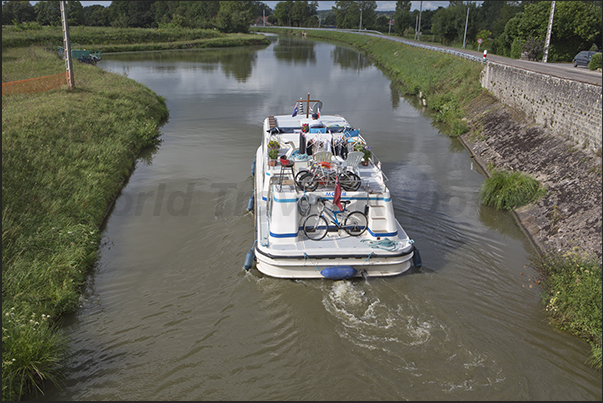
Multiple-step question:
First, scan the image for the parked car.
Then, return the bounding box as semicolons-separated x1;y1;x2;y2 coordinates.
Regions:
572;51;600;68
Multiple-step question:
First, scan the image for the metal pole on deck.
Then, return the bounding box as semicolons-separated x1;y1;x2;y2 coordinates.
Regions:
60;1;74;89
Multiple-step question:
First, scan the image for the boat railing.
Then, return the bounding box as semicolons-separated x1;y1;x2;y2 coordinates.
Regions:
370;153;389;183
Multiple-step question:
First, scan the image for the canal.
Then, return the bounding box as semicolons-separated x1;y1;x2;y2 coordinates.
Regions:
39;34;601;400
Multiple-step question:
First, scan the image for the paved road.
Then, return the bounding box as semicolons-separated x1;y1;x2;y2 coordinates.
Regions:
374;33;603;86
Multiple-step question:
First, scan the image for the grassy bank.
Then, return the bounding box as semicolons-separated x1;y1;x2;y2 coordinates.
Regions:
2;45;169;400
2;25;270;52
254;27;601;370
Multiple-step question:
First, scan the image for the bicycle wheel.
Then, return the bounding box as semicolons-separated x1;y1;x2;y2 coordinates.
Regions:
298;194;311;216
294;168;309;182
303;214;329;240
296;171;318;191
340;172;361;191
344;211;368;236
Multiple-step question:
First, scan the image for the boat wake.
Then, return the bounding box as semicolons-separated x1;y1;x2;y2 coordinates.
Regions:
322;281;434;349
321;281;507;392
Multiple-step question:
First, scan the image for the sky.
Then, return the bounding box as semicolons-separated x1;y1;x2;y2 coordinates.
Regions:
75;1;453;12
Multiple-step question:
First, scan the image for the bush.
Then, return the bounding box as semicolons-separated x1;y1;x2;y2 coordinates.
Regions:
510;37;525;59
531;250;602;370
478;169;546;210
589;52;602;70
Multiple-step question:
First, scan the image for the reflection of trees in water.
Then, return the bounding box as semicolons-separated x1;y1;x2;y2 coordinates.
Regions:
331;47;372;70
389;82;400;109
104;48;259;81
272;37;317;64
219;51;257;82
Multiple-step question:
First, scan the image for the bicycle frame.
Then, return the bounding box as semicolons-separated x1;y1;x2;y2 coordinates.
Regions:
302;197;368;240
317;198;347;227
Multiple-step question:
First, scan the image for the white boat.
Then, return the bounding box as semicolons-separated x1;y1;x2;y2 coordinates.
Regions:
245;94;421;279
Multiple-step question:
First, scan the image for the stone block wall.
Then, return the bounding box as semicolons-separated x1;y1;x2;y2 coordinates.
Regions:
480;62;602;153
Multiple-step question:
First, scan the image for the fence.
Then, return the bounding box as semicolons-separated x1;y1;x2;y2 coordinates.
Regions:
2;73;67;96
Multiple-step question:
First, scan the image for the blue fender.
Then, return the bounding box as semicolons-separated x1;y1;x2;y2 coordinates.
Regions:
412;247;422;268
247;193;254;211
320;266;358;280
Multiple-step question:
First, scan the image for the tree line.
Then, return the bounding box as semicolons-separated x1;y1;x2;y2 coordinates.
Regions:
3;1;601;61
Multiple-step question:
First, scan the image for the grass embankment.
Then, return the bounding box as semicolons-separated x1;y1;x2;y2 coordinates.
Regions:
2;45;169;400
2;25;270;53
255;27;602;370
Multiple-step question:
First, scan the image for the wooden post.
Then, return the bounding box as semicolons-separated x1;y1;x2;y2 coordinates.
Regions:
60;1;75;89
298;93;321;118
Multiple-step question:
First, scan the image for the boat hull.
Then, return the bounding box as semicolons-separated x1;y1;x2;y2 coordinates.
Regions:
253;241;415;279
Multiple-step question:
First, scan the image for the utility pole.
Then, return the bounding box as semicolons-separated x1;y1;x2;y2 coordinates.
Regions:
359;7;363;31
414;15;418;40
417;1;423;41
60;1;74;89
543;1;555;63
462;6;469;49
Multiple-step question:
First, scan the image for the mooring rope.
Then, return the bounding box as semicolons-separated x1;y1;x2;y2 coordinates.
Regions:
360;238;401;251
303;253;321;271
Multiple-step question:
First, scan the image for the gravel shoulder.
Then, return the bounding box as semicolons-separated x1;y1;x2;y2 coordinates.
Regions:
459;94;602;264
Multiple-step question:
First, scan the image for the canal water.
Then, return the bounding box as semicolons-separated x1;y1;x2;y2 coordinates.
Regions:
40;34;601;400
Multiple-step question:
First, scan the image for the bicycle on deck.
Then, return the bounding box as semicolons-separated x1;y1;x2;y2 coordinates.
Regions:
295;161;361;192
301;196;368;240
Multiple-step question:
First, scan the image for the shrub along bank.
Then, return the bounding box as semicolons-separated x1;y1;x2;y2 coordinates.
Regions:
253;27;601;370
2;45;169;400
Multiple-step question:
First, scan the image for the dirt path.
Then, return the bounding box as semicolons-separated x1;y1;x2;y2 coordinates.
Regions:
459;94;602;264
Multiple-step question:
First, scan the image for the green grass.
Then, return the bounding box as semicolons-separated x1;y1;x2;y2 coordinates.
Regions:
478;169;547;210
531;250;602;370
2;45;169;400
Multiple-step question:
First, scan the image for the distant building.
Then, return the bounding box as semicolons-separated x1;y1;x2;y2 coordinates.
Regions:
253;16;273;27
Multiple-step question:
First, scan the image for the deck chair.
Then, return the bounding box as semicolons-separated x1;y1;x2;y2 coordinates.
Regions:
312;151;333;167
345;151;364;175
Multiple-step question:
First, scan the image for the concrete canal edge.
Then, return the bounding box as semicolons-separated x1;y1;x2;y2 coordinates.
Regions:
458;96;602;264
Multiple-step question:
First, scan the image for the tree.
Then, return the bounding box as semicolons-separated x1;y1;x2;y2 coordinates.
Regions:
499;1;602;61
35;1;61;26
431;2;478;45
431;6;457;44
82;4;111;26
332;1;376;30
108;1;154;28
2;1;36;25
216;1;254;33
66;1;85;26
393;1;412;35
273;0;293;26
177;1;220;29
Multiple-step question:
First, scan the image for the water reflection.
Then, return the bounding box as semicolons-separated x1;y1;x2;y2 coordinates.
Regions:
272;36;318;64
102;46;265;82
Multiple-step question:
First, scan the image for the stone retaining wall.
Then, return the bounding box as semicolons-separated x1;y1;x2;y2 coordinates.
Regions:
480;62;602;153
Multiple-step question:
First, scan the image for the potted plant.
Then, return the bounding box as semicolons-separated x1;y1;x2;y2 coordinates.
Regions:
268;148;279;166
354;142;371;165
268;140;280;150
